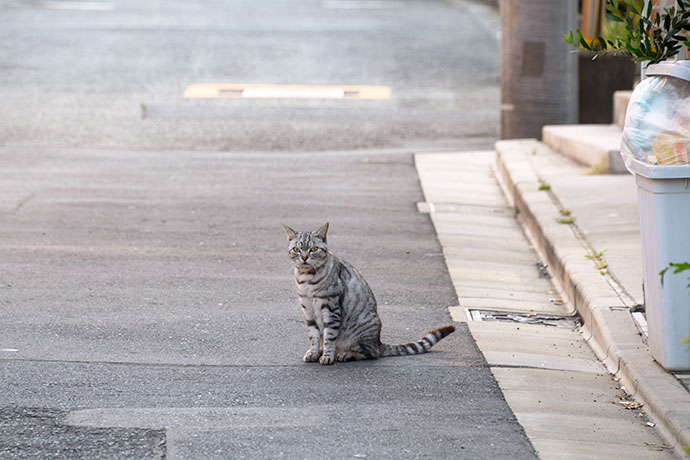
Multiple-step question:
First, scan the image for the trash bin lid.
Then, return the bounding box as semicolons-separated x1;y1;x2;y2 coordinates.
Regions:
646;61;690;83
627;157;690;178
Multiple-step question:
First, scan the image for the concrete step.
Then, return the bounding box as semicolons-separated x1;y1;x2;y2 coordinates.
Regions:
542;124;627;174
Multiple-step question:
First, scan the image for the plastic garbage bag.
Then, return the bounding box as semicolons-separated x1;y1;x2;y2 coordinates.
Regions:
621;74;690;169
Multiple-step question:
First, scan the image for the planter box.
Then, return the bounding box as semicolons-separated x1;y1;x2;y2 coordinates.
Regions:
579;51;635;124
629;158;690;371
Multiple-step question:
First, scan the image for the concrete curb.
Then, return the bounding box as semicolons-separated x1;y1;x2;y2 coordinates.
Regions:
495;139;690;459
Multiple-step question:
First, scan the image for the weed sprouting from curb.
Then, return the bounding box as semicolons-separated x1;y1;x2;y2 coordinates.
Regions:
586;250;608;274
586;250;607;260
587;161;607;175
556;216;575;224
538;179;551;191
559;209;571;216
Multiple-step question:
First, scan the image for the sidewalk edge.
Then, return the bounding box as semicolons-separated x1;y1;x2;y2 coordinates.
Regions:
495;139;690;459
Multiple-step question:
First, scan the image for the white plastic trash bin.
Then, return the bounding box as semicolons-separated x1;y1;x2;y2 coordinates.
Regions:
622;61;690;371
628;159;690;371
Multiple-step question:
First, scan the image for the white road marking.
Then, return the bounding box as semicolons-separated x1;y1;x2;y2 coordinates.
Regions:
40;1;113;11
242;87;345;99
323;1;404;9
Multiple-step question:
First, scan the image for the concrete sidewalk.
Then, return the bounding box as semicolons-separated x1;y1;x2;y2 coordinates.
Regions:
495;140;690;458
416;151;677;459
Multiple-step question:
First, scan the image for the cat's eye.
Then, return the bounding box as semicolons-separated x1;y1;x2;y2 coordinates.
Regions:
310;247;318;253
292;247;300;253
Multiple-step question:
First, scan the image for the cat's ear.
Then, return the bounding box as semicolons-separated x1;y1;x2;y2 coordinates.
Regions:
283;225;297;241
313;222;329;243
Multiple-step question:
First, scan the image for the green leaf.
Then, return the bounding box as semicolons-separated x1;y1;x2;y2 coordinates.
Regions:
659;262;690;291
577;29;594;51
607;13;624;22
670;262;690;273
660;266;670;287
563;31;575;46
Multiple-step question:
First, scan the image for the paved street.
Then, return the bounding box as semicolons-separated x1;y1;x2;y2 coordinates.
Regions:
0;148;537;458
0;0;545;459
0;0;498;152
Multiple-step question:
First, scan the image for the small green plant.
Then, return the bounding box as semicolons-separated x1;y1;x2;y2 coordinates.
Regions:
538;180;551;191
556;216;576;224
587;160;608;175
564;0;690;66
559;209;572;216
586;250;609;271
659;261;690;290
586;249;608;260
595;260;609;270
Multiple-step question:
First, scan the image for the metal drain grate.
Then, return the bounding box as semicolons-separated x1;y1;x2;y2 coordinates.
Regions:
466;308;581;328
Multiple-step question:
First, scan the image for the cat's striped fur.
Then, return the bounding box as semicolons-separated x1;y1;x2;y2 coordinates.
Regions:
284;222;455;365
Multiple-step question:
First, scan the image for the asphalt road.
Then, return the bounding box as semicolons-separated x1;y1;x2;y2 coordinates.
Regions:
0;0;499;152
0;1;537;459
0;148;536;459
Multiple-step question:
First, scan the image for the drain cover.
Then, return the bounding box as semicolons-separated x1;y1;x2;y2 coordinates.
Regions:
466;308;581;328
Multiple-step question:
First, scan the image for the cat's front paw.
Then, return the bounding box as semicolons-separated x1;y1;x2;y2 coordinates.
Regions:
303;350;320;362
319;354;335;365
336;351;357;362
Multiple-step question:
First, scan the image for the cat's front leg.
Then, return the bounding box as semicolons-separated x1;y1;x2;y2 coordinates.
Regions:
302;303;322;362
303;319;322;362
319;302;341;365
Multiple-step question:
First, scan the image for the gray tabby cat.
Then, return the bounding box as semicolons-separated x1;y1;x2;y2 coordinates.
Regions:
284;222;455;365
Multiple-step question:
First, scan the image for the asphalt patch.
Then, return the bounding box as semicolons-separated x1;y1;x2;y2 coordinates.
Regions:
0;407;165;460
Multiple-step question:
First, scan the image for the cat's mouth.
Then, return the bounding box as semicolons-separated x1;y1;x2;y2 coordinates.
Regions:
297;261;316;273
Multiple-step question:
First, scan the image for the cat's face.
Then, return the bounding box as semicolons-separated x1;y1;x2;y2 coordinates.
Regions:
284;223;329;271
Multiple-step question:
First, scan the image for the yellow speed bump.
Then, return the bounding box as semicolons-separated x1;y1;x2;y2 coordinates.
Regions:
183;84;391;100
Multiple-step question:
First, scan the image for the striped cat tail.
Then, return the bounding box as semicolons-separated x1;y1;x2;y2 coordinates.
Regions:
380;325;456;357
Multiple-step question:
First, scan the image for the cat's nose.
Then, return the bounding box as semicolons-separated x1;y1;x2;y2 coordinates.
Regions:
302;255;308;261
